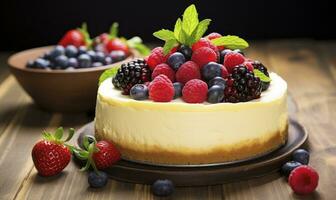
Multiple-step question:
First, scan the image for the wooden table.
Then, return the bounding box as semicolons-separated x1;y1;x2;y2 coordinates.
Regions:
1;40;335;200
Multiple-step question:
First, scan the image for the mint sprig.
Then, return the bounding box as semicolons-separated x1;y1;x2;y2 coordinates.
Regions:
98;66;120;85
253;69;271;82
211;35;249;50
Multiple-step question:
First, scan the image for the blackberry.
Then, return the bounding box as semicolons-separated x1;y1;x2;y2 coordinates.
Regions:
252;61;270;91
112;59;151;95
224;66;262;103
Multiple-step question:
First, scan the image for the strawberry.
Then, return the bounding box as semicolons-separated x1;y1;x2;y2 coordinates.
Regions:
106;38;129;55
32;127;75;176
59;23;92;47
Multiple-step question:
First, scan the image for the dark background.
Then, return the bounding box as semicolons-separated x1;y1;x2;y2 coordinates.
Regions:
0;0;333;51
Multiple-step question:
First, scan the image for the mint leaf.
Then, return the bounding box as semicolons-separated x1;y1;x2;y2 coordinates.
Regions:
127;36;151;56
153;29;176;41
190;19;211;44
182;4;199;35
178;28;189;45
163;39;177;55
99;66;120;85
253;69;271;82
211;35;249;49
174;18;182;39
109;22;119;38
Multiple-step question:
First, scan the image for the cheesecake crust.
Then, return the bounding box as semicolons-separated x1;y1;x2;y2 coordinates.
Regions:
95;123;288;165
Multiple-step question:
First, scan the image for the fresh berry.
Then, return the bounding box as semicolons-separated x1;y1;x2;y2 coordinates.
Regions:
281;161;302;177
221;65;229;79
207;85;224;103
87;50;97;60
92;140;121;170
252;61;270;91
151;63;175;82
224;66;262;103
292;149;310;165
173;82;183;99
31;127;74;176
32;58;50;69
178;45;192;60
65;45;78;57
148;75;174;102
103;56;113;65
289;165;319;195
208;76;226;89
167;52;186;70
88;171;108;188
233;49;245;56
112;59;151;94
92;62;103;67
110;50;126;62
93;51;106;63
58;24;90;47
78;46;88;55
201;62;223;81
206;32;224;51
223;52;245;73
147;47;167;70
191;47;218;68
191;38;218;53
182;79;208;103
243;61;254;72
49;45;65;60
78;54;92;68
176;61;201;84
151;179;175;197
130;84;149;100
55;55;69;69
68;58;79;68
219;49;232;64
106;38;129;55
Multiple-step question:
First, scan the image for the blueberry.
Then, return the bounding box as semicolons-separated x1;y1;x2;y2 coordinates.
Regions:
92;62;103;67
103;56;113;65
233;49;245;56
55;55;69;69
88;171;108;188
78;54;92;68
49;45;65;59
78;46;88;55
110;50;126;62
178;45;192;60
208;77;226;88
32;58;50;69
26;60;35;68
65;45;78;57
130;84;148;100
167;52;185;70
173;82;183;99
42;52;52;60
151;179;174;197
281;161;302;177
93;44;105;52
202;62;222;81
220;49;232;63
292;149;310;165
207;85;224;103
94;51;106;63
87;50;96;60
68;58;79;68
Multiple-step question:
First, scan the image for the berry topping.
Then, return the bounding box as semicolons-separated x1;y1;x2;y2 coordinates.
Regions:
219;49;232;64
201;62;223;81
191;47;218;68
192;38;215;51
182;79;208;103
252;61;270;91
130;84;149;100
224;66;262;103
167;52;186;70
112;59;151;94
281;161;302;177
207;85;224;103
289;165;319;195
223;52;245;73
206;32;224;50
292;149;310;165
88;171;108;188
147;47;167;70
176;61;201;84
151;63;175;82
151;179;175;197
149;75;174;102
243;60;254;72
178;45;192;60
173;82;183;99
220;65;229;79
208;76;226;89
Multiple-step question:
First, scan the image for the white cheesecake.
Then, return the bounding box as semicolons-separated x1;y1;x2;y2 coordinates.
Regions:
94;72;288;165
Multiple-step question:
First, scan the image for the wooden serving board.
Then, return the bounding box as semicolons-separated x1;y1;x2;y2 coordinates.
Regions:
75;118;307;186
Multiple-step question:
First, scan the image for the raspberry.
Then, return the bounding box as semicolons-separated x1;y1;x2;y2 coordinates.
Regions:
191;47;218;68
289;165;319;195
176;61;201;84
220;65;229;79
151;63;175;82
149;75;174;102
243;61;254;72
206;32;224;51
147;47;167;71
223;52;245;73
182;79;208;103
191;38;218;53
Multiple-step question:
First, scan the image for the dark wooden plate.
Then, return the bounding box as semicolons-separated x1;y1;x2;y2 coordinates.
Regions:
75;118;307;186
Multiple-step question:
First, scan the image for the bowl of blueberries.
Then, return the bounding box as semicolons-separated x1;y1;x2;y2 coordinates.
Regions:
8;23;149;113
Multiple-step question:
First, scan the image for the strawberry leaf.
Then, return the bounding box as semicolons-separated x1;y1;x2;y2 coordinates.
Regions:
153;29;176;41
211;35;249;49
253;69;272;82
109;22;119;39
78;23;92;48
163;39;178;55
54;127;63;140
182;4;199;35
174;18;182;39
64;128;75;142
190;19;211;45
99;66;120;85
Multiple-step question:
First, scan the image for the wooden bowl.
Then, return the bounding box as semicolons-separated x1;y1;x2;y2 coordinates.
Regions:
8;46;135;113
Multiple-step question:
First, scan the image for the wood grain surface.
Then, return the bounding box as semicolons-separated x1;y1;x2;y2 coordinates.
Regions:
0;40;336;200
